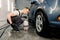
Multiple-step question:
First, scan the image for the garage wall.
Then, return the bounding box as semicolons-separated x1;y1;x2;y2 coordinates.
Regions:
0;0;8;21
0;0;15;21
0;0;15;26
15;0;30;9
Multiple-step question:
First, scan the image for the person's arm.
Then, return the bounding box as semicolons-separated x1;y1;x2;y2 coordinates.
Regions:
7;10;19;24
7;13;17;24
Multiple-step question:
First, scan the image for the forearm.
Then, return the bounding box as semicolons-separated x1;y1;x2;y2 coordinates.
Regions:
7;13;16;24
7;14;12;24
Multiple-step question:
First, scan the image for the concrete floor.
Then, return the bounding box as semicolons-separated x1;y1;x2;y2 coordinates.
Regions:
0;23;60;40
8;27;51;40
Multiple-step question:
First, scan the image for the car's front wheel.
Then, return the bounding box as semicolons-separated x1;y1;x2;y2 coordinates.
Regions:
35;11;46;34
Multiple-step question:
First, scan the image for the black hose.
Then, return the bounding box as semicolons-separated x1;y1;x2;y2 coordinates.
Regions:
0;24;10;38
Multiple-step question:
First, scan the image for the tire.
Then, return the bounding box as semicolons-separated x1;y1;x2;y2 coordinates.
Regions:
35;11;47;35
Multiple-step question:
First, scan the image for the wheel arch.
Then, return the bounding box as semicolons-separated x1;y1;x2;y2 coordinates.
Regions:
35;9;49;25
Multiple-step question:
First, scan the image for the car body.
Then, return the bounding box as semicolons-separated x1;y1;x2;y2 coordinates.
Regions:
28;0;60;33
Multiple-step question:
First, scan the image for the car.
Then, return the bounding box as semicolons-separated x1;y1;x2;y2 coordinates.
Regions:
28;0;60;34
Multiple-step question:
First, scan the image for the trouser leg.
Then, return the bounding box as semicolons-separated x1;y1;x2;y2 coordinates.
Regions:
11;23;20;31
7;16;23;31
7;18;20;31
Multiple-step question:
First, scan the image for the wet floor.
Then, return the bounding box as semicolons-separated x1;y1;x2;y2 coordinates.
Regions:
0;23;60;40
8;27;51;40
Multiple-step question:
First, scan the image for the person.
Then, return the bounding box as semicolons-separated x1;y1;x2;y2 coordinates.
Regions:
7;7;30;31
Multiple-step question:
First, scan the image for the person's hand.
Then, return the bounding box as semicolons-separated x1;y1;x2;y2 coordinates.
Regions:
10;22;12;24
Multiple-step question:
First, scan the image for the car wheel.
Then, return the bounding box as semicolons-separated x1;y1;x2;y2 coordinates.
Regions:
35;11;46;34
